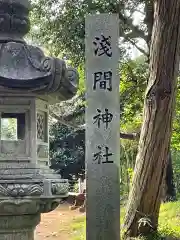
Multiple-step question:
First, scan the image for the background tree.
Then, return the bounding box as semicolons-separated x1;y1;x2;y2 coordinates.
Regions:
30;0;180;237
123;1;180;237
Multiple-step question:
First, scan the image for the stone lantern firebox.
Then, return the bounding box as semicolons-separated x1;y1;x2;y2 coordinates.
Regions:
0;0;79;239
0;98;49;165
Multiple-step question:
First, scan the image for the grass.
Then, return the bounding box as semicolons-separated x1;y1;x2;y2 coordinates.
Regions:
68;201;180;239
69;216;85;240
158;202;180;238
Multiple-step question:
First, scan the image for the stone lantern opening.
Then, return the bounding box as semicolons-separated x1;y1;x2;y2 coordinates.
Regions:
0;97;51;166
0;98;32;158
1;113;25;140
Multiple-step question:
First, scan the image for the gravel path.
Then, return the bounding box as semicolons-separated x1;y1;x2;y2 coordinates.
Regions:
35;203;84;240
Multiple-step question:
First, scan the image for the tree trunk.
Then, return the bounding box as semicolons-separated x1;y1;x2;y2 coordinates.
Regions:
162;152;176;202
123;1;180;238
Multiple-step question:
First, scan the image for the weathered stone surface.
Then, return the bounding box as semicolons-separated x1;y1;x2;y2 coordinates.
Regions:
0;0;31;38
0;0;78;102
0;214;40;240
0;200;40;215
85;14;120;240
0;183;43;197
0;0;78;238
0;43;79;100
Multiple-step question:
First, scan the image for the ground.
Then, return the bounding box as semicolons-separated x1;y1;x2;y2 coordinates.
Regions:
35;203;85;240
35;201;180;240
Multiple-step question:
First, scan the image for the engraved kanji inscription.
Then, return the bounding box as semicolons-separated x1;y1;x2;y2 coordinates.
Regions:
93;108;113;129
93;35;112;57
93;146;113;164
93;71;112;91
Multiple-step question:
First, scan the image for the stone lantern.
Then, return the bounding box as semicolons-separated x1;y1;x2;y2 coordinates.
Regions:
0;0;79;239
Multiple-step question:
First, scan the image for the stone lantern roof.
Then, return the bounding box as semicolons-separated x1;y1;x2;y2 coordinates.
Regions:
0;0;79;103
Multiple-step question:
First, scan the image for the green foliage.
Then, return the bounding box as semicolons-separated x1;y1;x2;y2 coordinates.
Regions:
73;182;80;193
171;150;180;197
127;168;134;185
1;118;17;140
69;216;86;240
119;56;149;198
172;88;180;150
120;140;138;197
49;122;85;180
30;0;120;65
77;65;85;95
30;0;148;65
120;55;148;130
157;202;180;238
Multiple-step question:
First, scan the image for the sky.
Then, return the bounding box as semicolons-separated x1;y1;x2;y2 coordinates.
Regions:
129;9;147;59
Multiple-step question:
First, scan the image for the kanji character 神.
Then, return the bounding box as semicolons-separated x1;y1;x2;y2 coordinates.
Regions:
93;108;113;129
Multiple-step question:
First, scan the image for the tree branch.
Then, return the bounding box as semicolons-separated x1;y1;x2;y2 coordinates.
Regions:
120;132;140;140
119;12;147;42
50;112;140;141
126;37;148;56
135;9;145;15
49;111;80;130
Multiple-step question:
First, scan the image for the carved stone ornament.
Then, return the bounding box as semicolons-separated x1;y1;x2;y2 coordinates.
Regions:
51;181;69;195
0;198;62;215
0;199;40;215
0;183;43;197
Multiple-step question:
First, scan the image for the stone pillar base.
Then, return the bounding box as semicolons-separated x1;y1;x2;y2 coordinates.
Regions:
0;214;40;240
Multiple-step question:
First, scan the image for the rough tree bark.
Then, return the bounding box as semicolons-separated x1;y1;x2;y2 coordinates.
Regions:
123;0;180;238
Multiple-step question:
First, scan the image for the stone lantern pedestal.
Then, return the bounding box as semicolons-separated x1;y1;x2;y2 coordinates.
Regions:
0;0;79;239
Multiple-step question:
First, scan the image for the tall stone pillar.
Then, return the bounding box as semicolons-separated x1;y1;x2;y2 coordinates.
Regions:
0;0;79;238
